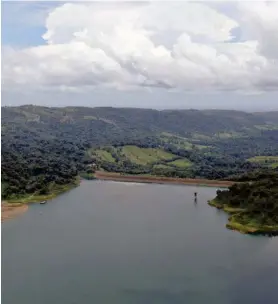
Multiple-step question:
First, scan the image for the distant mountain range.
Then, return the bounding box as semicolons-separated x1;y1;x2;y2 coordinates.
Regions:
2;105;278;137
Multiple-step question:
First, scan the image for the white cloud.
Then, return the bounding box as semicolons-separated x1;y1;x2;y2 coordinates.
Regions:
2;1;278;94
238;2;278;59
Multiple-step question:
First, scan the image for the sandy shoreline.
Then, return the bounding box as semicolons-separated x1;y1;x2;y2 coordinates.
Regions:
1;202;28;222
94;171;235;187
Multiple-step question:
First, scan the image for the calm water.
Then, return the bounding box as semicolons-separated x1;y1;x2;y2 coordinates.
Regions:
2;181;278;304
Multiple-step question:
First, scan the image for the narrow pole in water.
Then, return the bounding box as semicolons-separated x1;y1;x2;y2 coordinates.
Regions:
194;192;198;204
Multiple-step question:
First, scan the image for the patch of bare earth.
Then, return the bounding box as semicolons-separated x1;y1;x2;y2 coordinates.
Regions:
1;202;28;222
95;171;234;187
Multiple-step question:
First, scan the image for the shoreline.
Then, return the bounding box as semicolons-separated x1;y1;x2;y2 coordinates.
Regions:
1;202;29;222
1;180;79;222
94;171;234;188
1;174;233;222
208;199;278;236
6;180;79;204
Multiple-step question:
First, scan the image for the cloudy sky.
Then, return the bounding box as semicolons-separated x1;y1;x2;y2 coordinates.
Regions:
2;1;278;110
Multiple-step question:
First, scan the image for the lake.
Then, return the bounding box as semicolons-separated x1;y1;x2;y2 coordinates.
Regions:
2;180;278;304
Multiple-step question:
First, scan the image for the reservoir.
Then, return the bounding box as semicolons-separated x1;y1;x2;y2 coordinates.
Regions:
2;180;278;304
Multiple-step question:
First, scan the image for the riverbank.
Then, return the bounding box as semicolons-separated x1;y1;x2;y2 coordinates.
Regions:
1;203;28;222
6;182;79;204
1;180;79;222
208;199;278;236
95;171;234;187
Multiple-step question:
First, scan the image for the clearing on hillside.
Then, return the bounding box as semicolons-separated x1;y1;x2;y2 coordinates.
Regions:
169;158;192;168
247;156;278;168
160;133;208;150
122;146;175;165
153;164;172;169
95;149;115;162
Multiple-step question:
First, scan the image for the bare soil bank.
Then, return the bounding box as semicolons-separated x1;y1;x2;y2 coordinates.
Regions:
94;171;235;187
1;203;28;222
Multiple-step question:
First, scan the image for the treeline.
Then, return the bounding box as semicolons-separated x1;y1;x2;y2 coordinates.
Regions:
1;136;90;199
225;169;278;182
196;130;278;160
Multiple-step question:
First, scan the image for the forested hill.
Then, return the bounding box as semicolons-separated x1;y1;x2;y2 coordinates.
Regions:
2;105;278;200
2;106;278;138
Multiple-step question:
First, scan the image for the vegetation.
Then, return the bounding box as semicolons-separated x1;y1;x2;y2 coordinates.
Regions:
79;172;96;180
1;105;278;201
168;158;192;168
121;146;175;164
209;171;278;235
5;179;79;204
94;149;115;163
248;156;278;168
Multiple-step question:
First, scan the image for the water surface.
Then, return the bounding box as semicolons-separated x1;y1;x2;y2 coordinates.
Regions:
2;181;278;304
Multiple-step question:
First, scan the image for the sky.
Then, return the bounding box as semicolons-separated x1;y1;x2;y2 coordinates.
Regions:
2;1;278;111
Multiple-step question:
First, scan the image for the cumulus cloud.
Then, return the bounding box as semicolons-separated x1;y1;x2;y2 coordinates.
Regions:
2;1;278;93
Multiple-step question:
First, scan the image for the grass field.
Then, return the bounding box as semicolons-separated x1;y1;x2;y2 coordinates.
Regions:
95;149;115;162
254;124;278;131
122;145;175;165
160;133;208;150
177;141;207;150
247;156;278;168
83;115;97;120
215;132;244;139
191;133;212;140
248;156;278;162
153;164;171;169
169;158;192;168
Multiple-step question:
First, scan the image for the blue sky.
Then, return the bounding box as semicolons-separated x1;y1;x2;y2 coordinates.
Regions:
2;1;278;110
2;1;53;47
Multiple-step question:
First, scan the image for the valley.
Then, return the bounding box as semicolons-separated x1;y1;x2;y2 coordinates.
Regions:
1;105;278;203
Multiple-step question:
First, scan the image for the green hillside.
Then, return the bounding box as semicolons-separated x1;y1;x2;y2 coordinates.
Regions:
95;149;116;163
168;159;192;168
122;146;175;165
1;105;278;200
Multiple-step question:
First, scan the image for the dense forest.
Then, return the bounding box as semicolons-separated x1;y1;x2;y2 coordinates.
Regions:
1;105;278;199
210;171;278;234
